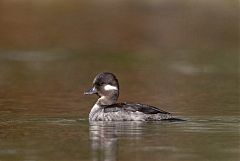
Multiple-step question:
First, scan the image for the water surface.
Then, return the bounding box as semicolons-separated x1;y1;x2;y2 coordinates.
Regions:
0;117;239;161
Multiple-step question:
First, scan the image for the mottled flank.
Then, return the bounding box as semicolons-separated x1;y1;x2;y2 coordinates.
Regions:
89;103;173;121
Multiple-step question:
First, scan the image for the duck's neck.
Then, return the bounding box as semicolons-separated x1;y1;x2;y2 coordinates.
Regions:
97;95;118;106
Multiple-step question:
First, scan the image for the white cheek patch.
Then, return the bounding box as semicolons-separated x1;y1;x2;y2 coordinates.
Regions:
104;84;118;91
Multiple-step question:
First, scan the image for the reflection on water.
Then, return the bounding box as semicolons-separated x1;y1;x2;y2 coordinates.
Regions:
90;122;118;161
89;121;143;161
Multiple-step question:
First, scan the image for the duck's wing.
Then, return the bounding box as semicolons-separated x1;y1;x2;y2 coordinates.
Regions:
103;103;171;114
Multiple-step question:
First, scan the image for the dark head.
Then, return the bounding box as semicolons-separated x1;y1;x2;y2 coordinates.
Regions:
84;72;119;105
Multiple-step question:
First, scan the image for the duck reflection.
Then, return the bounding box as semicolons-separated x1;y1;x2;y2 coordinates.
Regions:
89;121;144;161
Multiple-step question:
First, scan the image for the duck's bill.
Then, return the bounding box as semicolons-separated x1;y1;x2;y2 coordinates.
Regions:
84;87;97;95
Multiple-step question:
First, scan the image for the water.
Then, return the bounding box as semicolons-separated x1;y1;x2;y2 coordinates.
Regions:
0;1;239;161
0;52;239;161
0;117;239;161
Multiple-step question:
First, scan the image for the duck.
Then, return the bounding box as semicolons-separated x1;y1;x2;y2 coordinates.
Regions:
84;72;182;121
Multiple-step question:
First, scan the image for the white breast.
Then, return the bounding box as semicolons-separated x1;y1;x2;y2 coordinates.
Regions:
89;104;102;120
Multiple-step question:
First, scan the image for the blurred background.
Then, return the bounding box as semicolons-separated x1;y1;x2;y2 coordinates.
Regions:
0;0;238;118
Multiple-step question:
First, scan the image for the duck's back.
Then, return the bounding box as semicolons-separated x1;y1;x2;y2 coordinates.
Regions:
92;103;173;121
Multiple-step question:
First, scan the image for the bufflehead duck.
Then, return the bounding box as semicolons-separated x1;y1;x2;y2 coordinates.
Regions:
84;72;180;121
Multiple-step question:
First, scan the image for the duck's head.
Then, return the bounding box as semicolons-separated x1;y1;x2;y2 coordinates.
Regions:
84;72;119;105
